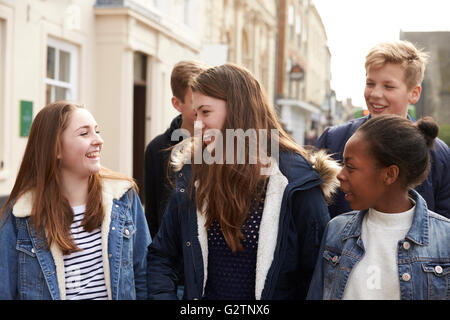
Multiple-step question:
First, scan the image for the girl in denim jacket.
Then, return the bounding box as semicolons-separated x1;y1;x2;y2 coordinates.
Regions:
0;101;151;300
307;114;450;300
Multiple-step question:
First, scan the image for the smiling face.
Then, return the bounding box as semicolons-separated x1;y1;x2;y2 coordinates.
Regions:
337;132;388;211
192;90;227;145
364;63;421;117
58;108;104;180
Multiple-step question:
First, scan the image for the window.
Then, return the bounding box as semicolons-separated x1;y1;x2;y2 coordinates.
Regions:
45;38;78;104
184;0;195;27
288;5;294;41
151;0;169;13
296;15;302;48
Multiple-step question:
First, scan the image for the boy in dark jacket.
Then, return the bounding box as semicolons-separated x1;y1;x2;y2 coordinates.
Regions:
144;61;207;237
316;40;449;219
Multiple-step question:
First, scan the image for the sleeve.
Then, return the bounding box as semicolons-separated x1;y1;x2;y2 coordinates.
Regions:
292;186;330;299
144;142;159;238
146;191;182;300
0;211;19;299
306;221;330;300
434;142;450;218
130;190;152;300
315;127;330;150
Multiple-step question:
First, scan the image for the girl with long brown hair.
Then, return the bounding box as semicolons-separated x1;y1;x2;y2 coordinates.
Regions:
0;101;151;300
147;64;340;300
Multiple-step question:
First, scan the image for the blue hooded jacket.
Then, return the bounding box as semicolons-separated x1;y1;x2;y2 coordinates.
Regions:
316;115;450;218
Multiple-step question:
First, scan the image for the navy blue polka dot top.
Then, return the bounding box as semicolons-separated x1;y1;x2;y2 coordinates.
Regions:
203;185;266;300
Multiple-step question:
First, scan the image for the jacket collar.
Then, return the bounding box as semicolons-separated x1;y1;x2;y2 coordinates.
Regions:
11;178;133;300
12;178;132;218
340;189;430;246
196;159;289;300
171;144;340;205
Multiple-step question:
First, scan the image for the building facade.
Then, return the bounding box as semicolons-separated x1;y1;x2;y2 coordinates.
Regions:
0;0;281;201
275;0;331;145
0;0;204;199
202;0;277;103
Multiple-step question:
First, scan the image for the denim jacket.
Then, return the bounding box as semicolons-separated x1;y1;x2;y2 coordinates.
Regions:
0;179;151;300
307;190;450;300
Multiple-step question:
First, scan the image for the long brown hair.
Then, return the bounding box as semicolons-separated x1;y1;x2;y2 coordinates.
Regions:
190;64;311;252
0;101;135;255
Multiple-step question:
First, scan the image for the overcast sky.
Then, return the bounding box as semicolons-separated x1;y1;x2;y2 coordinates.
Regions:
312;0;450;107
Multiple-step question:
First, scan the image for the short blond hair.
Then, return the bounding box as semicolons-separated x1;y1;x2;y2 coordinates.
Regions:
170;60;208;102
365;40;429;90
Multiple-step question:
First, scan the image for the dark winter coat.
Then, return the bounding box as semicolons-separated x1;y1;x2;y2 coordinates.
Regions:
147;148;341;300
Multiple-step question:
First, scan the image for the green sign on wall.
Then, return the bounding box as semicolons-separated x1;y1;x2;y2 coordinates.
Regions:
20;100;33;137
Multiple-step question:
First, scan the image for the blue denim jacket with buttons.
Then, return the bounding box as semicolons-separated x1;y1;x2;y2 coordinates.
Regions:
0;179;151;300
307;190;450;300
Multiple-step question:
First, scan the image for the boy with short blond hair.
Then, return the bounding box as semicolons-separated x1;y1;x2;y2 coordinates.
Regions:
316;40;449;218
365;40;428;90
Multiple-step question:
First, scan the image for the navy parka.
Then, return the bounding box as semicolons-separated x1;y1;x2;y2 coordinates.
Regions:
146;152;333;300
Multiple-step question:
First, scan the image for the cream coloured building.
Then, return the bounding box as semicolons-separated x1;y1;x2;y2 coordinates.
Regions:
0;0;205;199
202;0;277;103
0;0;279;201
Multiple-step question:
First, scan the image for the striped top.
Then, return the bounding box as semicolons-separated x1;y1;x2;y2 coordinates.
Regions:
63;204;108;300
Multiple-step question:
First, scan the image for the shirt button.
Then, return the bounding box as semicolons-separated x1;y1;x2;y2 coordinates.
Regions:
401;273;411;281
115;204;119;208
31;248;35;253
435;265;443;274
403;242;411;250
112;226;116;231
186;241;191;247
332;255;339;263
124;228;130;236
178;173;183;178
180;188;185;193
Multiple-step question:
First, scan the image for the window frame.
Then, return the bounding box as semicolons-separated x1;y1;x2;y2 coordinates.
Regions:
45;37;78;104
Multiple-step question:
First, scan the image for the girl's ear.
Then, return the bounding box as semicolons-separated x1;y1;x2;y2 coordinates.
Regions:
383;164;400;185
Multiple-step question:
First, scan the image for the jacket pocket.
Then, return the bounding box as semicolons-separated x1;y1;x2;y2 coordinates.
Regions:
16;241;36;258
121;219;136;268
16;240;46;299
422;262;450;300
322;250;341;298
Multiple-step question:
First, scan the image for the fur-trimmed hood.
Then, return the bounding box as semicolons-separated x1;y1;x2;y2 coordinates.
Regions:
170;138;341;204
167;139;341;299
11;178;133;300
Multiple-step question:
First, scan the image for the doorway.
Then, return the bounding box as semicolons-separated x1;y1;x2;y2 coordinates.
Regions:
133;52;148;202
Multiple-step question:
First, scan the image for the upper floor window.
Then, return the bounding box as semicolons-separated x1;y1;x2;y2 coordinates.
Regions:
45;38;78;104
288;5;294;41
296;15;302;47
184;0;195;27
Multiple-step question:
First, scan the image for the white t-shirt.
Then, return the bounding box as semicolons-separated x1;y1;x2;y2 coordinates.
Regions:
342;202;415;300
63;204;108;300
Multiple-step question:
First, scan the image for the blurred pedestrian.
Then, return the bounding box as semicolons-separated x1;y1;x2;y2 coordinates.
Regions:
147;63;341;300
315;40;449;218
0;101;151;300
307;115;450;300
